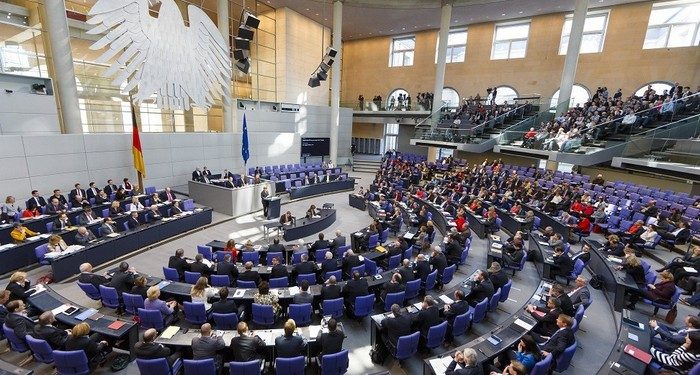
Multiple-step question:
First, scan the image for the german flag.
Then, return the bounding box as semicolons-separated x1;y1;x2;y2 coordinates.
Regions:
131;103;146;178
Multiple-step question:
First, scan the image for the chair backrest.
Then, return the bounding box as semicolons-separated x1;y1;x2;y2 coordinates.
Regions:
270;277;289;288
473;297;489;324
442;264;456;284
380;228;389;243
395;332;420;360
26;335;54;363
163;267;180;281
183;358;216;375
424;270;438;291
123;222;130;231
489;288;502;312
229;360;262;375
266;252;283;265
315;248;329;261
183;302;208;325
322;298;344;319
196;245;213;260
451;309;472;337
276;356;305;375
368;234;379;248
242;252;259;265
54;350;90;375
138;308;165;331
252;303;275;326
35;244;49;264
572;259;585;277
350;264;365;277
555;340;577;372
292;251;307;264
425;321;448;349
353;294;375;317
211;312;239;330
296;273;317;286
688;361;700;375
644;271;657;285
238;280;258;289
404;279;422;300
403;248;413;261
77;281;101;300
530;354;553;375
499;280;512;303
364;258;377;276
184;271;202;284
574;304;585;326
122;292;145;315
2;324;27;353
321;349;349;375
288;304;312;327
45;222;54;232
384;291;405;312
211;274;230;287
388;254;402;269
98;285;120;308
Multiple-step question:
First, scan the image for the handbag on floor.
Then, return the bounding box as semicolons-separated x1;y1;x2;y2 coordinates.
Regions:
664;305;677;324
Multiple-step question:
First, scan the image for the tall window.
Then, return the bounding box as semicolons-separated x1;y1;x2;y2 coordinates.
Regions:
491;21;530;60
550;85;591;109
387;89;410;110
493;86;519;105
442;88;460;108
435;29;467;63
384;123;399;153
643;0;700;49
389;36;415;67
559;11;609;54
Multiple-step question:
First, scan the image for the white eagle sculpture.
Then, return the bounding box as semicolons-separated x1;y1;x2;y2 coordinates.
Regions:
87;0;231;110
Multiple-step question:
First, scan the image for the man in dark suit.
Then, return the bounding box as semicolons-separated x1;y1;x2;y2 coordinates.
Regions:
568;276;591;309
551;284;575;317
527;297;562;337
398;259;415;284
267;238;286;253
341;250;362;279
429;247;448;282
5;301;34;344
210;287;238;315
75;227;97;245
310;233;331;254
539;314;576;360
104;179;118;196
145;206;162;222
320;251;338;277
239;262;261;285
26;190;47;210
444;233;463;266
293;280;314;305
77;207;97;226
293;254;318;282
331;230;346;251
551;246;574;278
275;319;306;358
321;276;342;301
160;187;177;203
487;262;509;291
444;290;470;343
69;183;87;206
135;328;181;367
78;263;109;289
380;273;405;301
650;315;700;353
466;271;494;307
269;256;288;280
192;167;204;182
189;254;214;277
571;244;591;265
86;182;100;200
230;322;266;362
33;311;68;349
260;186;270;217
108;262;135;296
216;254;239;286
52;213;70;231
381;303;412;353
413;295;442;343
49;189;68;206
414;254;431;282
168;249;189;281
126;211;141;230
343;271;369;310
317;318;344;358
46;198;66;215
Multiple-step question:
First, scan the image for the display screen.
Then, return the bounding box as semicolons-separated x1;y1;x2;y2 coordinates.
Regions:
301;137;330;157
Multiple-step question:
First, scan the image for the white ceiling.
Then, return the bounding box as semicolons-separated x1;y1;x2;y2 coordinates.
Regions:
264;0;651;40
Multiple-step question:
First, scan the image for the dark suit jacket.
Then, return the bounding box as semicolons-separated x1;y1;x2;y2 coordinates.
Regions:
126;217;140;230
46;203;66;215
342;255;362;276
270;265;289;280
331;236;346;250
321;259;338;274
553;254;574;275
230;335;266;362
65;335;101;360
445;300;470;324
489;270;509;291
168;256;189;279
541;327;575;358
321;284;342;300
571;251;591;264
50;195;68;205
430;253;448;275
267;243;286;253
414;305;441;336
398;266;415;284
33;324;68;349
343;278;369;305
78;273;109;289
445;361;484;375
69;189;87;203
467;279;494;306
275;334;306;358
6;281;31;302
135;341;172;360
239;270;261;284
210;299;238;314
86;188;99;200
317;329;344;356
294;261;318;276
414;260;431;282
189;262;214;277
310;239;331;251
104;184;118;196
26;196;47;210
557;293;576;317
381;282;405;300
383;313;412;349
531;307;562;336
108;270;135;295
6;313;35;343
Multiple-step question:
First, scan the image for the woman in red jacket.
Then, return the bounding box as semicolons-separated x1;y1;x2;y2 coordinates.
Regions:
225;239;238;263
628;270;676;310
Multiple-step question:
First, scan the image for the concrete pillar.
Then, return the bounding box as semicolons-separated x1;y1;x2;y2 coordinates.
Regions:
427;147;439;162
556;0;589;116
217;0;233;133
43;0;82;134
431;0;452;124
330;0;342;164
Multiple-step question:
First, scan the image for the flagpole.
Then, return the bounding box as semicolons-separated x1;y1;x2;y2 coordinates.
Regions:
130;94;145;194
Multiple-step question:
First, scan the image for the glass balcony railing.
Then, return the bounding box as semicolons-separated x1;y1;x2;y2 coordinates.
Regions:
618;114;700;166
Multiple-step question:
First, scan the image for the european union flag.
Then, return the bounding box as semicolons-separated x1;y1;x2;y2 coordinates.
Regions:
242;113;250;165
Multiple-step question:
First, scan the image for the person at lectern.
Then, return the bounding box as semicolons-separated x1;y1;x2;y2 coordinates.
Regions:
261;186;270;217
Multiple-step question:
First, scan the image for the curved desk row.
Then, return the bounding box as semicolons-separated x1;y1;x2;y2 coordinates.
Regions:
582;239;639;313
49;208;213;281
412;196;453;236
271;209;337;242
288;179;355;200
598;309;652;375
522;204;573;243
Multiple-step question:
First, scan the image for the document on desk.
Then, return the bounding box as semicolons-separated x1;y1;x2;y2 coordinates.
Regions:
413;302;423;310
233;289;246;298
106;233;120;238
538;241;549;246
439;295;454;304
514;318;535;331
0;243;15;250
288;286;300;296
160;326;180;339
51;304;71;316
492;242;503;249
684;267;698;273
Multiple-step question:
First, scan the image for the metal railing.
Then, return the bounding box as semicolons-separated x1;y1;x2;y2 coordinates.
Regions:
620;114;700;165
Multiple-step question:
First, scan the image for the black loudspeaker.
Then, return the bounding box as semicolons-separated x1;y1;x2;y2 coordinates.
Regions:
233;49;249;60
319;62;331;73
244;13;260;29
234;37;250;50
317;70;328;81
324;56;335;66
327;47;337;58
235;58;250;74
308;76;320;87
238;26;254;40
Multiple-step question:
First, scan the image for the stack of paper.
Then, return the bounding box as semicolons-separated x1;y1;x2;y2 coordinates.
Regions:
514;318;535;331
439;295;454;304
51;304;70;316
233;289;246;298
288;286;300;296
160;326;180;339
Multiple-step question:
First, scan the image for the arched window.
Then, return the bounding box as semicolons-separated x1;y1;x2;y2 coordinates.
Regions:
493;86;519;105
550;84;591;109
442;87;460;108
387;88;409;110
634;81;674;98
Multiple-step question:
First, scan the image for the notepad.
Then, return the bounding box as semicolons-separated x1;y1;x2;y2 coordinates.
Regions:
233;289;246;298
492;242;503;249
106;233;120;238
156;280;171;289
108;320;126;330
288;286;300;296
413;302;423;310
684;267;698;273
623;344;652;364
627;332;639;342
514;318;535;331
160;326;180;339
75;308;98;321
439;295;454;304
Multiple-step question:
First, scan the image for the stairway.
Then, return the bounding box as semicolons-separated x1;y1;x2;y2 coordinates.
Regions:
352;157;382;173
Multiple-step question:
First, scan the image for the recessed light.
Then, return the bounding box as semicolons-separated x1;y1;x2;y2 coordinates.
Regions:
306;8;309;10
519;11;523;14
315;13;319;15
502;13;506;16
402;27;405;30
